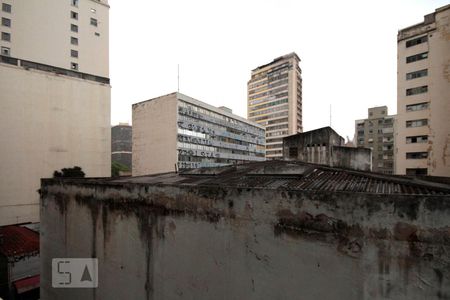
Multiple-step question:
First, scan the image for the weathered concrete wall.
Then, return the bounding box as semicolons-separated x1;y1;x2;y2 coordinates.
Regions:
332;146;372;171
40;181;450;299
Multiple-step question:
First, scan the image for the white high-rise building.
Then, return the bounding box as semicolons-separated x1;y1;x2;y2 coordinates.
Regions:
0;0;111;225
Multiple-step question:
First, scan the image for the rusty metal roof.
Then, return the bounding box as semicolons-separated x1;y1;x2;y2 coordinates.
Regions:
0;225;39;257
110;161;450;195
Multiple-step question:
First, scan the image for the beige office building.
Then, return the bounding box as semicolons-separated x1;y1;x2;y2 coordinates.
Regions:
0;0;111;225
396;5;450;176
247;53;302;159
355;106;395;174
133;92;265;176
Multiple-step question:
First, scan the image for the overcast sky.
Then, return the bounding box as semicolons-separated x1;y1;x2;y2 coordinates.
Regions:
109;0;448;141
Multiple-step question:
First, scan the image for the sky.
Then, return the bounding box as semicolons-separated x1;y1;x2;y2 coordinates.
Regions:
109;0;448;141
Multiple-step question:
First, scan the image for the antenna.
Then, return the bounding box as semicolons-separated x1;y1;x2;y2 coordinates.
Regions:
329;104;332;127
177;64;180;92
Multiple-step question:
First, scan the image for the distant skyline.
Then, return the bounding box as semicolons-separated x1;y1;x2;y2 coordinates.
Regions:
109;0;448;140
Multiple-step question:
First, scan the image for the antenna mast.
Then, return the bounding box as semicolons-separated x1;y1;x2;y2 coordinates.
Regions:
330;104;332;127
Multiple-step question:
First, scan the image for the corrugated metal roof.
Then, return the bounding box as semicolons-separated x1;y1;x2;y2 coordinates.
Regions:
113;161;450;195
0;225;39;257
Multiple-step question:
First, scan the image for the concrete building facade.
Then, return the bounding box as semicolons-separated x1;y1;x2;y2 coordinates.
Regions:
248;53;302;159
283;127;372;171
40;161;450;300
112;123;132;170
355;106;395;174
396;5;450;176
0;0;111;226
132;92;265;175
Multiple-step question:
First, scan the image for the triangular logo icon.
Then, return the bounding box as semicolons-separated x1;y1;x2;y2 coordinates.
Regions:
81;265;92;282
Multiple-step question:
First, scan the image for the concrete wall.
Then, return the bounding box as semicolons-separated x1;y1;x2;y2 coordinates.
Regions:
132;94;178;176
283;127;345;166
331;146;372;171
41;180;450;299
0;64;111;226
0;0;109;77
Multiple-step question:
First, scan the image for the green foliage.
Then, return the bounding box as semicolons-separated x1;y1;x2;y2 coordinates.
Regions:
53;166;85;178
111;161;130;177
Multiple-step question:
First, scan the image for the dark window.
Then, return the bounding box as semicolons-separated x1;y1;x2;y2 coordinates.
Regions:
406;36;427;48
1;46;10;56
71;11;78;20
289;147;298;158
71;0;79;7
406;119;428;128
71;24;78;32
406;85;427;96
406;135;428;144
406;152;428;159
1;17;11;27
406;102;429;112
90;18;98;26
406;168;428;175
2;3;11;13
70;62;78;70
71;36;78;45
406;69;428;80
95;32;100;36
1;31;10;41
406;52;428;63
71;49;78;58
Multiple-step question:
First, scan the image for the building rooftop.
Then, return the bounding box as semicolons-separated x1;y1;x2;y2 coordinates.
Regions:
49;161;450;196
132;92;264;130
252;52;300;72
0;225;39;258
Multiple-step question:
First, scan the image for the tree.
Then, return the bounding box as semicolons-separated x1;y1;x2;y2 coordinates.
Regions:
53;166;85;178
111;161;130;177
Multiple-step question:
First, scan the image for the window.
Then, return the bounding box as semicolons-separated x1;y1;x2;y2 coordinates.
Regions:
406;135;428;144
71;11;78;20
406;69;428;80
1;17;11;27
90;8;96;13
71;0;79;7
1;46;10;56
406;36;427;48
71;62;78;70
406;152;428;159
94;32;100;36
289;147;298;158
406;52;428;63
1;32;10;41
90;18;98;27
2;3;11;13
71;36;78;45
406;86;427;96
71;49;78;58
406;168;428;176
406;102;429;112
71;24;78;32
406;119;428;128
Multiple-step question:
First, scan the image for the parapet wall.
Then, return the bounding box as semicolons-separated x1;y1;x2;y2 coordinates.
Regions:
40;179;450;299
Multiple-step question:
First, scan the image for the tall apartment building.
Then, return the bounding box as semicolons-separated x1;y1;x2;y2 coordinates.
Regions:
112;123;132;170
247;53;302;159
396;5;450;176
133;92;265;176
0;0;111;226
355;106;395;174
